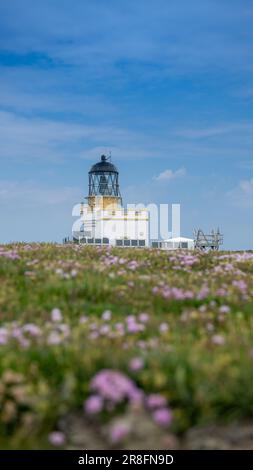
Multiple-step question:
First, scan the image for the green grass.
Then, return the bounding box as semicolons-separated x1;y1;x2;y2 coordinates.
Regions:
0;243;253;448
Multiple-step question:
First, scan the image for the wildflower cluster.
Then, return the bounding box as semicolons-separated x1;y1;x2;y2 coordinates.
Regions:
0;243;253;448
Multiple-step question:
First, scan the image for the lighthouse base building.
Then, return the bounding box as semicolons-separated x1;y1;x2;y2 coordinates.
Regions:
73;155;149;247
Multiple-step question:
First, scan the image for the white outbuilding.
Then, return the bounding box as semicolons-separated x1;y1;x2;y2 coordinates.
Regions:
152;237;194;250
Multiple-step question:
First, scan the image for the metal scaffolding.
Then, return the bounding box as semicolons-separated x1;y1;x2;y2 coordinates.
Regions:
193;228;223;251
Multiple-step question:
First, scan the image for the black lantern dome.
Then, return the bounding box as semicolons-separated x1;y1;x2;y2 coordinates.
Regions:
88;155;121;198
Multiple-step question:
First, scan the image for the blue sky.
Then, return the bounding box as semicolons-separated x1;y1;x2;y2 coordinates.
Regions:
0;0;253;248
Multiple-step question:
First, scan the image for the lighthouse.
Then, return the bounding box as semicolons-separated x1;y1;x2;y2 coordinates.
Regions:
73;155;149;247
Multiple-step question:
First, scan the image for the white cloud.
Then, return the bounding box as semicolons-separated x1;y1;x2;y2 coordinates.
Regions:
174;123;253;139
1;0;253;76
0;110;141;163
227;178;253;208
153;167;186;182
0;180;80;207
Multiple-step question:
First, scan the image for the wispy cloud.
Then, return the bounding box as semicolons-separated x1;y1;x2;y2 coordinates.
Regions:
153;168;186;181
0;180;80;207
174;123;253;139
0;111;141;162
1;0;253;76
227;178;253;208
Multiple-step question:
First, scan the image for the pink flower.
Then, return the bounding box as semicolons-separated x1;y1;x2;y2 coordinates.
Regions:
219;305;230;314
109;422;130;443
216;288;228;297
115;322;124;331
206;322;214;332
159;323;169;333
48;431;66;446
90;369;140;404
197;286;209;300
127;260;139;270
232;280;247;292
22;324;41;337
146;394;167;409
79;315;88;324
138;313;149;323
212;334;225;345
89;331;99;340
152;408;172;427
126;315;136;323
84;395;103;414
47;331;62;345
127;322;143;333
100;324;110;335
51;308;62;322
102;310;112;321
129;357;144;372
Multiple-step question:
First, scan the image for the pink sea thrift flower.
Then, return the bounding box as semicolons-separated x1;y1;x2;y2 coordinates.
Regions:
100;324;110;335
138;313;149;323
79;315;88;324
48;431;66;446
102;310;112;321
90;369;140;404
22;324;41;337
51;308;62;322
159;323;169;333
47;331;62;345
219;305;230;314
129;357;144;371
127;322;144;333
84;395;103;415
115;322;124;331
146;394;167;409
109;422;130;443
232;279;247;292
152;408;172;427
89;331;99;340
126;315;136;323
216;288;228;297
212;334;225;345
197;286;209;300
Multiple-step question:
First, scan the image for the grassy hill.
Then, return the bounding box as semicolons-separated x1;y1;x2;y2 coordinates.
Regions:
1;243;253;449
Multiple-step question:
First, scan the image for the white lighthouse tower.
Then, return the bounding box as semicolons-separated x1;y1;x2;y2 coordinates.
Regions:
73;155;149;247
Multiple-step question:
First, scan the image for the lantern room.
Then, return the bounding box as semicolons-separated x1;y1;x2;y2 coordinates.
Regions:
87;155;122;209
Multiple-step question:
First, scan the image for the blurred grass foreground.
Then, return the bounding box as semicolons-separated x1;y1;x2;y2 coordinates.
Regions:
1;243;253;449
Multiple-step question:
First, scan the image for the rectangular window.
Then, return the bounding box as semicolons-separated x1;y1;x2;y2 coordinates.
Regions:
131;240;138;246
88;238;94;244
139;240;145;246
116;240;123;246
124;240;131;246
95;238;102;244
102;238;109;244
166;242;173;249
152;241;159;248
181;242;188;249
